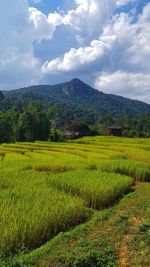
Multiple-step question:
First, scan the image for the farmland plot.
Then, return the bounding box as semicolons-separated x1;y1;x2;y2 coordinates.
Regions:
0;136;150;265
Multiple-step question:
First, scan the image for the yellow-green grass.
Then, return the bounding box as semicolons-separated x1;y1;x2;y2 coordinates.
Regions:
97;159;150;181
0;169;133;256
0;170;87;255
0;137;150;179
47;170;133;209
13;183;150;267
0;136;150;258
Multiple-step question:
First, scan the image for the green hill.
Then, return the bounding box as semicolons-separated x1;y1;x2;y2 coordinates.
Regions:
1;79;150;119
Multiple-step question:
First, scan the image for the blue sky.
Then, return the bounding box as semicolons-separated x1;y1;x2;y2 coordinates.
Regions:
116;0;150;13
28;0;76;14
0;0;150;103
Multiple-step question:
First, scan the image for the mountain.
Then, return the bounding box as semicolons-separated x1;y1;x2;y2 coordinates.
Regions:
1;78;150;125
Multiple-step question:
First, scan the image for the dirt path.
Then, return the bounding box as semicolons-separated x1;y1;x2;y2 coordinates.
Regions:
119;215;144;267
119;234;130;267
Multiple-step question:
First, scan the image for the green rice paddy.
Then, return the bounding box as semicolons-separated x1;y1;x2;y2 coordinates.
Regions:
0;136;150;265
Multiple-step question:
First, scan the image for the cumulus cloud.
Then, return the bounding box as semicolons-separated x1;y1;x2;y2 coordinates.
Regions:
1;0;150;103
29;7;62;41
94;3;150;103
42;34;117;73
41;0;118;73
36;0;117;46
0;1;38;89
0;0;60;90
41;2;150;103
62;0;116;41
95;72;150;102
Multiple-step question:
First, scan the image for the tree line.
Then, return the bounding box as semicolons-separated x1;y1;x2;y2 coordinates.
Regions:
0;101;150;144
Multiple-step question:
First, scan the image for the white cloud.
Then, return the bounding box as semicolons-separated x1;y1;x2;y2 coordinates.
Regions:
42;2;150;103
42;12;132;74
62;0;116;39
36;0;117;46
0;0;39;89
0;0;150;103
0;0;60;90
41;0;120;73
95;71;150;103
128;4;150;70
42;34;117;73
116;0;136;7
29;7;61;41
94;4;150;103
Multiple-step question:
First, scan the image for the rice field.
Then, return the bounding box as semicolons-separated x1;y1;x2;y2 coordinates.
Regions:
0;136;150;258
0;170;87;255
47;170;133;209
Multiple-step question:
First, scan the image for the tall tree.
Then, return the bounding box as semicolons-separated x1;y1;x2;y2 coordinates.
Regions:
16;102;50;142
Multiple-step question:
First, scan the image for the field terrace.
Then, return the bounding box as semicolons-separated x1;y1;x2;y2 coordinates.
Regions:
0;136;150;266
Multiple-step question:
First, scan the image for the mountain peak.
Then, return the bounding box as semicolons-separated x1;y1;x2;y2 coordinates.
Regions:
61;78;97;97
3;79;150;118
70;78;82;84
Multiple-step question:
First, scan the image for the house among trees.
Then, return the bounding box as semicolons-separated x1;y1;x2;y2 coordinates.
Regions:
64;131;80;140
107;126;123;137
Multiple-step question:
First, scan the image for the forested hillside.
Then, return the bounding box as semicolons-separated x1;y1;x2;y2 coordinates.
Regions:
1;79;150;115
0;79;150;143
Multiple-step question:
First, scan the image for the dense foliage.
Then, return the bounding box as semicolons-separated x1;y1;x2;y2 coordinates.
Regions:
0;78;150;143
0;100;150;144
1;79;150;117
0;102;50;143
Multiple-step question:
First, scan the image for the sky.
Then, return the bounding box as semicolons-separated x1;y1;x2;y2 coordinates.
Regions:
0;0;150;103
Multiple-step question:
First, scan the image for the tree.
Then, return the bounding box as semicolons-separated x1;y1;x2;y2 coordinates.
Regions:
0;111;13;143
49;126;64;142
16;102;50;142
